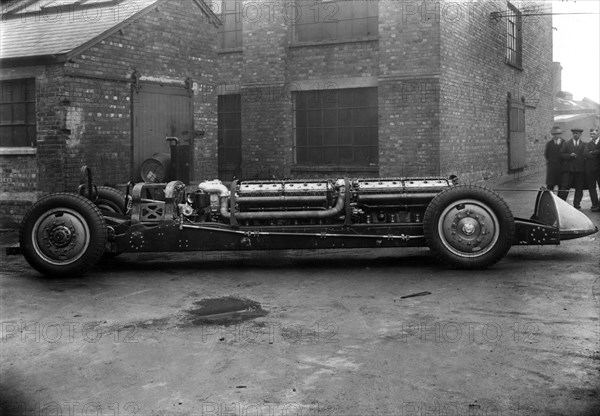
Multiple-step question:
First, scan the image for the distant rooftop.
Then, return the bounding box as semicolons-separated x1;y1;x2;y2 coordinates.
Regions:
0;0;159;60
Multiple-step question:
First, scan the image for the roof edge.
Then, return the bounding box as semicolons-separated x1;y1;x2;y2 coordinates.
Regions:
0;54;67;68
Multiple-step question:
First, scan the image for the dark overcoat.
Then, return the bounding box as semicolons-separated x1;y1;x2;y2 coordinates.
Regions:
559;139;586;173
584;139;600;174
544;138;563;185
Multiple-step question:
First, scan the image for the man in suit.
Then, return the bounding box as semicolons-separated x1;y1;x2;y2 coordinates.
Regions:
558;128;586;208
544;126;564;191
584;127;600;211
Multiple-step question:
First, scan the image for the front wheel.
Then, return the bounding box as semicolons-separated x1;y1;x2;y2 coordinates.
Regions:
19;193;107;277
423;185;514;269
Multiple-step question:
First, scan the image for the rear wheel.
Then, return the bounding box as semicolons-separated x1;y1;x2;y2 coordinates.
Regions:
19;193;107;277
423;185;514;269
96;186;130;215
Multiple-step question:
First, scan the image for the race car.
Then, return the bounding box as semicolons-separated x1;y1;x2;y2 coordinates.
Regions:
15;166;598;277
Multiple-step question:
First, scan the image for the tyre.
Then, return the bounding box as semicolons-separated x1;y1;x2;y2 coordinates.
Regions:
96;186;130;215
19;193;107;277
423;185;515;269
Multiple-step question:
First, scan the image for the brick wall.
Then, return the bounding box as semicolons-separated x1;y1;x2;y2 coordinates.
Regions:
217;0;552;181
438;0;553;183
378;1;441;177
60;0;218;186
0;0;218;225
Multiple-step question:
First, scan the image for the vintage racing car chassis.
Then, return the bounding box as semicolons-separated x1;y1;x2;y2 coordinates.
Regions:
16;169;598;277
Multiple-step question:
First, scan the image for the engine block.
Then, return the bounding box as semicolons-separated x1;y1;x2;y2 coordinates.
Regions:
195;177;457;226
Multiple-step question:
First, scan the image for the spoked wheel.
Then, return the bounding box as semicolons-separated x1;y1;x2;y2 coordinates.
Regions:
423;185;515;269
96;186;131;215
19;193;107;277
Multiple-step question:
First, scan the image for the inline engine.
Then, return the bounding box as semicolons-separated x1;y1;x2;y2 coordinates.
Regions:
186;177;458;226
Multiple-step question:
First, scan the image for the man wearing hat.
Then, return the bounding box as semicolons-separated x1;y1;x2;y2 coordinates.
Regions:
584;127;600;211
544;126;564;191
559;128;586;208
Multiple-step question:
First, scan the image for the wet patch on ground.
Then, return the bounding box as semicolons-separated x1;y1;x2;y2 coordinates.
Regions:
184;296;268;326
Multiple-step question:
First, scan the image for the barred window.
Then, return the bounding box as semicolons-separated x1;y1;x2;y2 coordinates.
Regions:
219;0;243;49
294;1;378;43
294;88;378;166
0;78;36;148
506;2;522;68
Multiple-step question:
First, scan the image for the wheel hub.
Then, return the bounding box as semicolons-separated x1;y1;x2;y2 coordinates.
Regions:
33;209;90;265
47;223;74;248
440;202;498;256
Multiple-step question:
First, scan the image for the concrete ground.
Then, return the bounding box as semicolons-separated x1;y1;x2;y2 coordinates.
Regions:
1;170;599;416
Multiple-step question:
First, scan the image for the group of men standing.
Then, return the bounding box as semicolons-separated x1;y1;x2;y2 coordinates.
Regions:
545;126;600;212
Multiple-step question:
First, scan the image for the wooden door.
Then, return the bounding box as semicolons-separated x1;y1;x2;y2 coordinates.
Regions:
132;83;193;180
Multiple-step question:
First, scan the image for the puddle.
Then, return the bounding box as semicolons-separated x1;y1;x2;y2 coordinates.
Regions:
186;296;268;326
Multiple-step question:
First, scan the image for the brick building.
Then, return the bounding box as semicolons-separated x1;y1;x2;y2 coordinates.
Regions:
1;0;554;226
0;0;219;226
214;0;553;182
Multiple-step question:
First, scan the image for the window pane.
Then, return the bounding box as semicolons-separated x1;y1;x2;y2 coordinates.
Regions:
338;109;352;126
339;147;354;163
322;109;337;127
323;21;337;39
367;16;378;36
26;103;35;123
323;128;337;145
296;110;307;128
338;127;353;145
296;128;307;146
296;147;308;164
308;147;322;164
0;126;14;146
338;90;354;107
295;92;307;110
306;92;322;109
0;104;11;124
28;125;36;145
307;110;322;126
307;128;323;146
13;126;28;147
355;128;372;145
322;146;338;164
352;18;367;38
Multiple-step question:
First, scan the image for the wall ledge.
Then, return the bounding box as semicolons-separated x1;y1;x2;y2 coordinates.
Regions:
0;147;37;156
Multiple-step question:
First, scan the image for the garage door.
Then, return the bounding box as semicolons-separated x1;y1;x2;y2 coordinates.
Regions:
132;82;193;180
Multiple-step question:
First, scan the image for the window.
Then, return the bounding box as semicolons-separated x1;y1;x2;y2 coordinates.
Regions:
219;0;243;49
294;88;378;166
294;1;378;43
218;94;242;180
0;79;36;147
506;2;522;68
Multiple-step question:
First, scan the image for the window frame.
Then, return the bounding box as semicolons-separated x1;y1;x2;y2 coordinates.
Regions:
293;87;378;167
292;0;379;44
0;78;37;149
218;0;243;50
505;2;522;69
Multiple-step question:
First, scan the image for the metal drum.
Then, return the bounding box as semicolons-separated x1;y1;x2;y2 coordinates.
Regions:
140;153;171;183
